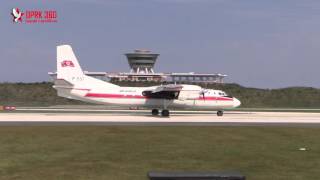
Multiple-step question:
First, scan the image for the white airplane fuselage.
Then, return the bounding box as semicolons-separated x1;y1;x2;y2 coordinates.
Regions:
56;85;241;110
53;45;241;115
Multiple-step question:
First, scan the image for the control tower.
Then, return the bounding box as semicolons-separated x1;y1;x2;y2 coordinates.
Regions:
125;49;159;74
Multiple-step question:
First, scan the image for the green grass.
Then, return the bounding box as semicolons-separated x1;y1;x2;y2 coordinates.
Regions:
0;126;319;180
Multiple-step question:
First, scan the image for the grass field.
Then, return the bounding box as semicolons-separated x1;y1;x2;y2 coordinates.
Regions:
0;126;319;180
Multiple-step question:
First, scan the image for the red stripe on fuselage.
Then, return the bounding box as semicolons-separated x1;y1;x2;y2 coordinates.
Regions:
197;97;233;101
84;93;233;101
85;93;146;99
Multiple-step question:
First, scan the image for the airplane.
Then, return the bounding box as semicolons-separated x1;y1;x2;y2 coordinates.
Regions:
53;45;241;117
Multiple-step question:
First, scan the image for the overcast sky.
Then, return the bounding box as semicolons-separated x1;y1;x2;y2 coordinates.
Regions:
1;0;320;88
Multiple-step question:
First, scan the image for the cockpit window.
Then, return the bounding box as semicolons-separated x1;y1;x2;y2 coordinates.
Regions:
219;92;228;96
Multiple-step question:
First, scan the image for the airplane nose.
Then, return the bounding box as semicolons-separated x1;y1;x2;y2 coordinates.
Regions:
233;98;241;107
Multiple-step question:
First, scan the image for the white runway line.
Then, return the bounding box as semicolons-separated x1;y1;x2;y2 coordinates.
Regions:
0;111;320;124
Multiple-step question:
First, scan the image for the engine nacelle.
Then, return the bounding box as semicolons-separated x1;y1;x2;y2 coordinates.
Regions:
178;85;202;100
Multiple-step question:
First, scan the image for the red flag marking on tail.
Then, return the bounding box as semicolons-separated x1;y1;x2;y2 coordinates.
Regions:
61;60;75;67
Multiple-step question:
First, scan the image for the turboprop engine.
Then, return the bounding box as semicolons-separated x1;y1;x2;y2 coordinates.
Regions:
177;85;202;100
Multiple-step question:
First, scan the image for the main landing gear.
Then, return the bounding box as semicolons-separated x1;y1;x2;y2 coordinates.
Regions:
151;109;159;116
151;109;170;117
151;99;171;117
161;109;170;117
217;110;224;116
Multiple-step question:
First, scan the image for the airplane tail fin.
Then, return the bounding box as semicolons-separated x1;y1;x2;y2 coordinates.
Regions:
57;45;84;82
56;44;119;89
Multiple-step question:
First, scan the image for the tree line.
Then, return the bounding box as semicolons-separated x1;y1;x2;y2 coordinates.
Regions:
1;82;320;108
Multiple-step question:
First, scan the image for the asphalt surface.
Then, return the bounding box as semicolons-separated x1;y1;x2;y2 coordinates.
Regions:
2;121;320;127
0;108;320;126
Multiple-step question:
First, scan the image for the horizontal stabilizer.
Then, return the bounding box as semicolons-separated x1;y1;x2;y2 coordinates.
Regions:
53;79;74;89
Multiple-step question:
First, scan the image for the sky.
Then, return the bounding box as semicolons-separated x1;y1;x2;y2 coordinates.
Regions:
1;0;320;88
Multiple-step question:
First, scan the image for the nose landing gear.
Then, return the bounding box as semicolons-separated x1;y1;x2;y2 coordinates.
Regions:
217;110;224;116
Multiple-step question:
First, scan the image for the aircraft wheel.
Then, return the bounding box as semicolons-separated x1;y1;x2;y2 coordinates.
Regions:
217;110;224;116
151;109;159;116
161;109;170;117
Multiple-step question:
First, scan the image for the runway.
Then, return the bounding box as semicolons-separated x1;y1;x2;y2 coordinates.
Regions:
0;108;320;126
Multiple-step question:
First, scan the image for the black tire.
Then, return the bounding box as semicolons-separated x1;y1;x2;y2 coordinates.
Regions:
161;109;170;117
217;110;223;116
151;109;159;116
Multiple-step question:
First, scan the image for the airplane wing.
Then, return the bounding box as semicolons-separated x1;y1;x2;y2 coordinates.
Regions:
142;84;183;99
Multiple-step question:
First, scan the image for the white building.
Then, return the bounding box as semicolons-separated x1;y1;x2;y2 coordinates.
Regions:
49;49;227;84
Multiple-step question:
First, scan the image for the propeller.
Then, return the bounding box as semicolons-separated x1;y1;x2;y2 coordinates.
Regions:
199;89;208;101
